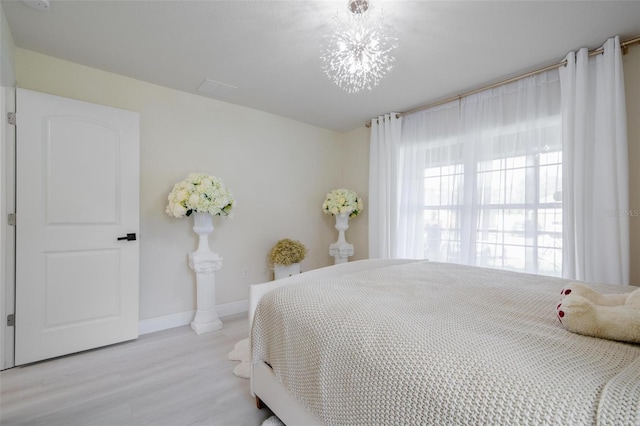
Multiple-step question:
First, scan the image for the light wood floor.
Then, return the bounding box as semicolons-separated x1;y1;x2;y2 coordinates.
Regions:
0;313;274;426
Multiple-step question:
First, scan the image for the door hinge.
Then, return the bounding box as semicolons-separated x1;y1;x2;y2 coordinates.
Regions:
7;314;15;327
7;112;16;125
8;213;16;226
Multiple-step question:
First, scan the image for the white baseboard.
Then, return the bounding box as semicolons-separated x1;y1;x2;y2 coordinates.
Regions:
215;299;249;318
138;299;249;335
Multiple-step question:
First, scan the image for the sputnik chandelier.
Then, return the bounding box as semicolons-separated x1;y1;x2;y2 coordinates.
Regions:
320;0;398;94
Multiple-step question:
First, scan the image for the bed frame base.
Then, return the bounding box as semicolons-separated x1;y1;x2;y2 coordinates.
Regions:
252;362;323;425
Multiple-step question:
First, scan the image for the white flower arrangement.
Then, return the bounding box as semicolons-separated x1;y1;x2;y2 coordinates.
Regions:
322;188;363;218
166;173;235;218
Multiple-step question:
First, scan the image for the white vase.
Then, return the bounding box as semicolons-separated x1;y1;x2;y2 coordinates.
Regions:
188;212;223;334
192;211;214;253
329;212;354;265
334;213;349;243
274;263;301;280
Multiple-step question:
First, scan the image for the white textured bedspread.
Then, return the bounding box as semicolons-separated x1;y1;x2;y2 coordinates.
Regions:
252;261;640;425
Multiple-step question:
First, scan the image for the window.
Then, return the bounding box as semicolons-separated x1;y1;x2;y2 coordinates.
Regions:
424;160;464;264
398;71;562;276
420;119;562;277
474;146;562;276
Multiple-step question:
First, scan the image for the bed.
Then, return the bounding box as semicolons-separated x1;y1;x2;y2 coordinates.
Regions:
249;259;640;425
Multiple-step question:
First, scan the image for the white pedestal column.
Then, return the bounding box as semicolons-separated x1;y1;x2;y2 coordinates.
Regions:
189;212;223;334
329;212;354;265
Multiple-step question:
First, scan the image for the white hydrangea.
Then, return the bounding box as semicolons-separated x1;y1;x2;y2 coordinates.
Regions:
322;188;363;218
166;173;235;218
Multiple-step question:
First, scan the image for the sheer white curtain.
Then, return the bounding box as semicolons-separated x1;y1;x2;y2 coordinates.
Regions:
399;71;562;273
398;102;461;260
560;36;629;285
460;72;562;273
369;113;401;258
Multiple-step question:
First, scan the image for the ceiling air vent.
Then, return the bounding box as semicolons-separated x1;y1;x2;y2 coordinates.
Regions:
197;79;236;98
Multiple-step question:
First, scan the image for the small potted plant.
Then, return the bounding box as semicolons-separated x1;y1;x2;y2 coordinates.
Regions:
268;238;308;280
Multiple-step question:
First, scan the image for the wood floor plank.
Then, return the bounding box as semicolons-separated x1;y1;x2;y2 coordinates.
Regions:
0;314;273;426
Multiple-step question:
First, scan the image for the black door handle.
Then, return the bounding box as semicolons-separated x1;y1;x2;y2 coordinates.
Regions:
117;233;137;241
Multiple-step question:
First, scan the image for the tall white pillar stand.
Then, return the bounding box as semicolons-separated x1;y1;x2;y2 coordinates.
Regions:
189;212;223;334
329;212;354;265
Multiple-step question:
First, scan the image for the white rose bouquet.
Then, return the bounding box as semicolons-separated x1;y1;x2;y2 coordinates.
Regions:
322;188;363;218
166;173;235;218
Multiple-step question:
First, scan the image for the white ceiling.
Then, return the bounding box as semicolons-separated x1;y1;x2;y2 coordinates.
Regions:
2;0;640;132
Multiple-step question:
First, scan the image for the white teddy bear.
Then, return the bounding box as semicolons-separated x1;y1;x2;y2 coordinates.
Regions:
556;282;640;344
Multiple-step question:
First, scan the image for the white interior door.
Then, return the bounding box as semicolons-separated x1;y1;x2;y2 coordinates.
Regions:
15;88;140;365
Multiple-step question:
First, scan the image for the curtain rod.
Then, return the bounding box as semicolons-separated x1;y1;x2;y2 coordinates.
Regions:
366;35;640;127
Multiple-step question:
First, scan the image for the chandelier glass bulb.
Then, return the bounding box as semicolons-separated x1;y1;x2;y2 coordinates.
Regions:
320;0;397;94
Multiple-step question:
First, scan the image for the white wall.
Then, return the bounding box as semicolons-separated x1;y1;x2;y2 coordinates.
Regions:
338;125;370;261
623;46;640;285
14;49;355;323
0;3;17;369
